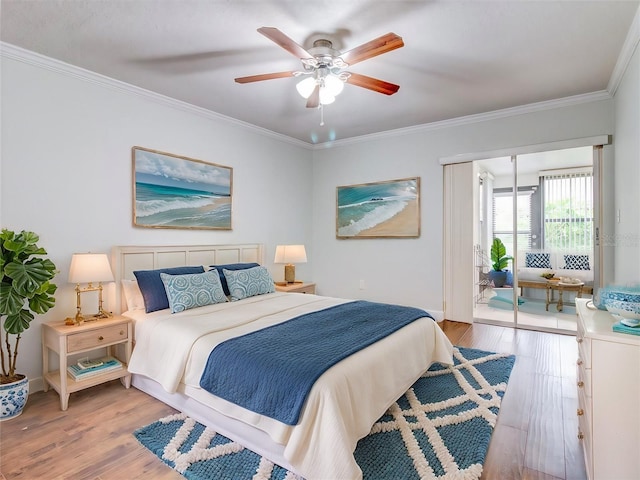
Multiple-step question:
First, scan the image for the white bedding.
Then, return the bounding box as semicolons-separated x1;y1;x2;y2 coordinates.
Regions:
126;291;454;480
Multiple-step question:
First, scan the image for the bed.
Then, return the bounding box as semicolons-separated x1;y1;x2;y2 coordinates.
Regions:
112;244;454;480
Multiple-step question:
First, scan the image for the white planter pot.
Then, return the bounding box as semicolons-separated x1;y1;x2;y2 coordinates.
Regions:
0;375;29;421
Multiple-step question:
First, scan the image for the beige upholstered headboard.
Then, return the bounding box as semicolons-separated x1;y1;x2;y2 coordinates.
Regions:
111;244;264;314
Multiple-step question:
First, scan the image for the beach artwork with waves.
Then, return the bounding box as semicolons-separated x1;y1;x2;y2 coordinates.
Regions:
133;147;232;229
337;177;420;238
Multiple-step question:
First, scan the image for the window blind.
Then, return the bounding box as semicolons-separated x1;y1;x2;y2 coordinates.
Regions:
542;171;593;250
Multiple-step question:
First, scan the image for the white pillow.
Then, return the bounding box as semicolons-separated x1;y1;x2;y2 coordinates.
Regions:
121;279;145;311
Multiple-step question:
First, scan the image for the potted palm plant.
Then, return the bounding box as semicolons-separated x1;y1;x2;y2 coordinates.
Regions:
488;237;513;288
0;229;57;420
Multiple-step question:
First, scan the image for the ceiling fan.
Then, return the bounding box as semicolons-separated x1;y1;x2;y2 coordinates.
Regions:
235;27;404;109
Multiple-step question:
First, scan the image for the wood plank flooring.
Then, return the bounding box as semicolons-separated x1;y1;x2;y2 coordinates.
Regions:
1;321;587;480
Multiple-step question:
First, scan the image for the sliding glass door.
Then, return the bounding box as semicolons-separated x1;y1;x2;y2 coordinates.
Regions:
473;146;596;333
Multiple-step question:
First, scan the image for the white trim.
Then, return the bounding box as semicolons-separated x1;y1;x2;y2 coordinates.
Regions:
0;42;311;150
608;4;640;96
439;135;612;165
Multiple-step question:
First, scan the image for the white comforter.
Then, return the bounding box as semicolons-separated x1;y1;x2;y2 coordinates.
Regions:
127;292;453;480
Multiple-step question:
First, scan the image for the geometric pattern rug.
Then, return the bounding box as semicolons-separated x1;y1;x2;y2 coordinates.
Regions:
134;346;516;480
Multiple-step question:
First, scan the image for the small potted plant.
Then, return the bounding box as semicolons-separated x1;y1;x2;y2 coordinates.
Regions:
488;237;513;288
0;229;57;420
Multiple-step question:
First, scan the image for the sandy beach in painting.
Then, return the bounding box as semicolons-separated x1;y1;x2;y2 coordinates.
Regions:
357;199;419;237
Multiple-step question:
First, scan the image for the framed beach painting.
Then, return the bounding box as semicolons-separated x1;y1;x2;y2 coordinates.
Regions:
336;177;420;239
132;147;232;230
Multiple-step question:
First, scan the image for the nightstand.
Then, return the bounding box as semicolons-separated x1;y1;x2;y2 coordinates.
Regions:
275;282;316;294
42;315;132;411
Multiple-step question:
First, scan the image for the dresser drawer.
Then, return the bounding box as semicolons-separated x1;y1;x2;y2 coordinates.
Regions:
67;324;129;353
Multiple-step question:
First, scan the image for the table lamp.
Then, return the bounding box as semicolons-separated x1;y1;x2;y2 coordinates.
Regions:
274;245;307;284
67;253;114;325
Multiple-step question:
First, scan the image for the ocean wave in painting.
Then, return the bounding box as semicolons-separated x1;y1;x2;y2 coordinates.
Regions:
337;198;408;236
135;182;230;228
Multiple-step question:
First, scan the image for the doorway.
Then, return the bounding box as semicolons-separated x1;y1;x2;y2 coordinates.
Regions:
473;146;597;333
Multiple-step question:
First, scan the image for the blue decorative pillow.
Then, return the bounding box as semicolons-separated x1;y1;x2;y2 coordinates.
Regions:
134;266;205;313
209;263;259;296
563;254;590;270
525;252;551;269
223;266;275;301
160;270;227;313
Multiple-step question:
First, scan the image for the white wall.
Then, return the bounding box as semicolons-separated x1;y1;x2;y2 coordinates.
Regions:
613;44;640;283
311;100;615;318
1;55;313;388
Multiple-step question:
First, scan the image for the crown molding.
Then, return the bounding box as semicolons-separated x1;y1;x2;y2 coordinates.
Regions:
0;42;312;150
608;4;640;96
314;90;613;150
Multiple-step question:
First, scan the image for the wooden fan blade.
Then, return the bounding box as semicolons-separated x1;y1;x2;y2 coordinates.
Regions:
258;27;313;60
340;33;404;66
346;72;400;95
234;71;295;83
306;84;320;108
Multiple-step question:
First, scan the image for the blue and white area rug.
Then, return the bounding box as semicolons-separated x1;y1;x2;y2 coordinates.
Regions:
134;347;515;480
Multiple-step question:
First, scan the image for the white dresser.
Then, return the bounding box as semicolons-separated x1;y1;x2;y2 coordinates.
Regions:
576;298;640;480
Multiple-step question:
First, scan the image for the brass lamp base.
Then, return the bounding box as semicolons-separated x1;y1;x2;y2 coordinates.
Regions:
68;282;112;325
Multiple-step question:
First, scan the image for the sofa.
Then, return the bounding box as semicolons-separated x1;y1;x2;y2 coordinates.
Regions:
516;249;593;286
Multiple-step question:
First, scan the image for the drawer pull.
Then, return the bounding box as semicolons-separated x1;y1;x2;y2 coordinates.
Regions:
578;432;584;440
98;335;104;341
577;408;584;416
120;330;124;335
577;381;584;388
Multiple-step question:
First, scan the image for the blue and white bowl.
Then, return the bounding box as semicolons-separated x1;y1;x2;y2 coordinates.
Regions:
603;298;640;327
594;285;640;310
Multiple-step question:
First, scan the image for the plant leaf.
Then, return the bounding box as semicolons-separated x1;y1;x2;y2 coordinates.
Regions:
29;282;57;314
0;283;24;315
4;259;56;297
3;309;34;335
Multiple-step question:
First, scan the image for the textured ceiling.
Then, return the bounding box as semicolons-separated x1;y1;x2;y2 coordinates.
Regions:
1;0;638;145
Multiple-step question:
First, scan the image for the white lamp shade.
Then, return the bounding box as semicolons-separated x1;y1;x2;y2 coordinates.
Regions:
296;77;317;99
319;90;335;105
68;253;114;284
324;74;344;97
274;245;307;264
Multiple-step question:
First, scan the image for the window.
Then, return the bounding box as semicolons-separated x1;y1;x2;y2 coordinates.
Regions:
542;169;593;250
492;187;534;257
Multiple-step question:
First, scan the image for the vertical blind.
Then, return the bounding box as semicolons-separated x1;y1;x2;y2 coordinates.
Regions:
542;169;593;250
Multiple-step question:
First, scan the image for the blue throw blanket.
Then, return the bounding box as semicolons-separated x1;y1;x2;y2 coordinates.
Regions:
199;300;434;425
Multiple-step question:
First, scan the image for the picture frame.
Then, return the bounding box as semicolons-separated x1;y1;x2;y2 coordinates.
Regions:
336;177;420;239
132;146;232;230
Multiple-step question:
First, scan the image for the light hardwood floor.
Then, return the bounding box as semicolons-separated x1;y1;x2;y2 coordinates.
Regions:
1;321;587;480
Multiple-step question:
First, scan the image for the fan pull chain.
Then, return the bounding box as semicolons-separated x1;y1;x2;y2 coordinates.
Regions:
319;104;324;126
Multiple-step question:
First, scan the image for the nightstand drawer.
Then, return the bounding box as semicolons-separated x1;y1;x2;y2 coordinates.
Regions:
294;284;316;294
275;282;316;294
67;324;129;353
